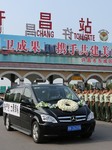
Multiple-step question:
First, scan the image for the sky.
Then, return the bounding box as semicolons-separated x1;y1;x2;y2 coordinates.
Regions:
1;0;112;41
0;0;112;86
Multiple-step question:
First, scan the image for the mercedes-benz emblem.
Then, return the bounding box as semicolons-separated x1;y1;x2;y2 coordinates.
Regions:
71;116;76;122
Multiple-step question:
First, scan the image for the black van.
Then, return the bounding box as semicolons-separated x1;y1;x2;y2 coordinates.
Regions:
3;84;95;143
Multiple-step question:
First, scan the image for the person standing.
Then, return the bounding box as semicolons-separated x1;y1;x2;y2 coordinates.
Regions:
103;89;110;122
94;89;100;120
109;89;112;122
99;89;105;121
77;89;83;101
83;89;89;106
88;89;94;113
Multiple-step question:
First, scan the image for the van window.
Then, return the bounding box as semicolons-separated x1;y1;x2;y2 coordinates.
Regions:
13;88;23;103
24;88;32;98
33;85;79;102
34;87;49;101
6;89;15;102
21;88;32;103
5;87;24;102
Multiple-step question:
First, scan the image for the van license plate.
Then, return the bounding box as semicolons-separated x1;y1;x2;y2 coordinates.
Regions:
67;125;81;131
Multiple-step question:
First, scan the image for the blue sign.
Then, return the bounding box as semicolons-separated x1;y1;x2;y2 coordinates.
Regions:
0;34;112;66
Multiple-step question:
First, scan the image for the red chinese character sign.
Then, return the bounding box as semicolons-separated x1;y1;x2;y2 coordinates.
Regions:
79;18;92;34
76;18;95;41
25;12;54;38
39;12;52;29
1;34;112;66
37;12;54;38
0;10;6;33
63;18;95;41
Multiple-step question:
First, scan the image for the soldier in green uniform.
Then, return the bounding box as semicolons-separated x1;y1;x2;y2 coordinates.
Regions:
77;89;83;100
103;89;110;122
88;89;94;113
109;89;112;122
99;89;105;121
94;89;100;120
83;89;89;106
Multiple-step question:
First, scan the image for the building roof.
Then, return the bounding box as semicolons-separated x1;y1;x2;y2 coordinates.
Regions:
0;62;112;72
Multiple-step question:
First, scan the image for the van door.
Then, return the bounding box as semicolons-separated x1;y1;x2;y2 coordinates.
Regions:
20;88;33;132
8;88;22;128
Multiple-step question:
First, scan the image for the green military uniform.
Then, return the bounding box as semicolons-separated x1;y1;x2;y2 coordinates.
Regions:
88;92;95;113
78;92;86;106
94;91;100;120
104;92;110;122
109;94;112;122
84;92;88;106
99;92;105;121
78;93;83;101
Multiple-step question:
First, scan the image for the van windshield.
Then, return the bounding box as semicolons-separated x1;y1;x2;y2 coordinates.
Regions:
33;85;79;103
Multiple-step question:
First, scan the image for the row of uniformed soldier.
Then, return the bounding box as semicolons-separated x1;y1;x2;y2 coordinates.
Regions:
77;88;112;122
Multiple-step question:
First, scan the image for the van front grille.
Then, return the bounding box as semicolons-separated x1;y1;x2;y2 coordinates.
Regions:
58;115;86;123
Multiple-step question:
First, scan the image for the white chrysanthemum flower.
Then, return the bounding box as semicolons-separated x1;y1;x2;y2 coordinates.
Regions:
57;99;79;112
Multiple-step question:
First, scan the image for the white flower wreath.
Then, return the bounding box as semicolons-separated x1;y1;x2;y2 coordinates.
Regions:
57;99;79;112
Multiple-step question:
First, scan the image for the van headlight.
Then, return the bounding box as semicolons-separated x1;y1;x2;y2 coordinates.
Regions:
41;114;58;123
87;112;94;121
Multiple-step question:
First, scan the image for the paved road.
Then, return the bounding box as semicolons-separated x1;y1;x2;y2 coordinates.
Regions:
0;116;112;150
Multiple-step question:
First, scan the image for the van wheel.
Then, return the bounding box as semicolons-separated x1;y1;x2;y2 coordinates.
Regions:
32;121;43;143
5;115;12;131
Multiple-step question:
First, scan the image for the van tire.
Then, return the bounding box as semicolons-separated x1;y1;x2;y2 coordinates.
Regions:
5;115;12;131
32;121;43;143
